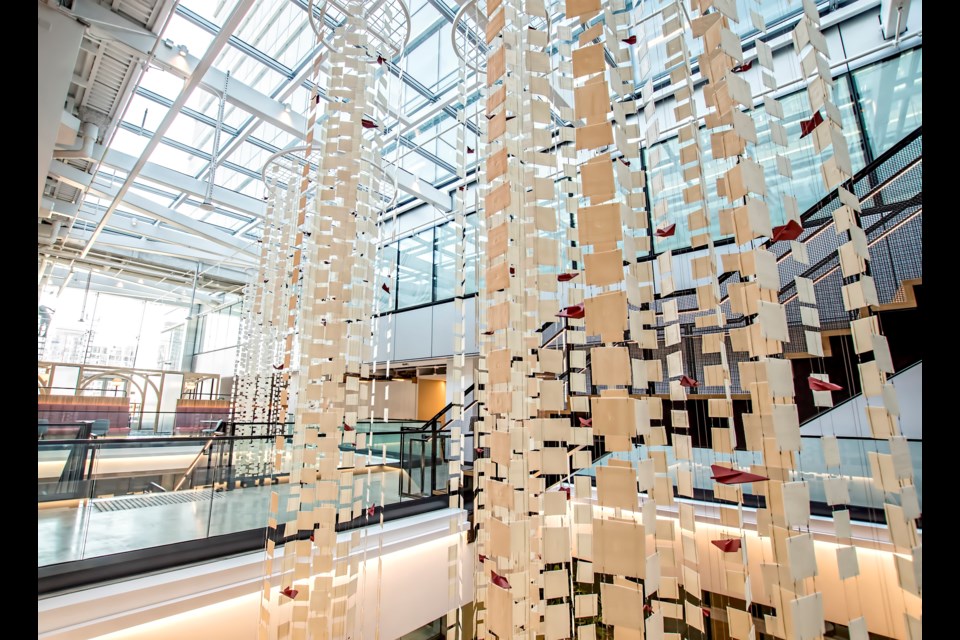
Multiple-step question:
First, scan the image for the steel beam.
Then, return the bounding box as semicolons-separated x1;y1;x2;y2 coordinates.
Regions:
74;203;250;260
100;146;266;218
45;263;229;305
67;220;255;269
50;159;258;256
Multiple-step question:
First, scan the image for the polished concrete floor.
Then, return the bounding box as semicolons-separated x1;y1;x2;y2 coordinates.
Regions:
37;467;441;566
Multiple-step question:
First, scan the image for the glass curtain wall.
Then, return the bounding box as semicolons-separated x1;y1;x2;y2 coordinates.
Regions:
190;302;243;377
378;213;481;314
851;47;923;157
375;47;921;314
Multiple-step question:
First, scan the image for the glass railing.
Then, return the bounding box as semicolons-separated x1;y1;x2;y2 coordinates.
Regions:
37;410;232;438
36;413;427;439
38;424;451;569
571;435;922;522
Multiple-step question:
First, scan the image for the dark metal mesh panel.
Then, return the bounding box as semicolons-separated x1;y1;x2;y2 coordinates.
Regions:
776;128;923;349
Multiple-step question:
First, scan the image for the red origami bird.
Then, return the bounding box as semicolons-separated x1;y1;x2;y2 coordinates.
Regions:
711;464;768;485
578;417;593;427
655;224;677;238
382;283;391;293
732;60;753;73
808;377;843;391
800;111;824;138
622;35;637;45
679;375;699;388
711;538;742;552
281;587;298;599
771;219;803;242
557;272;579;282
491;571;511;589
556;303;585;319
361;118;378;129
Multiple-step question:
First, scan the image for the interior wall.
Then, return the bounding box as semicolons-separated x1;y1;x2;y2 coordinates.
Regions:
372;379;418;421
40;511;472;640
416;380;447;421
375;297;479;363
85;536;474;640
687;520;921;639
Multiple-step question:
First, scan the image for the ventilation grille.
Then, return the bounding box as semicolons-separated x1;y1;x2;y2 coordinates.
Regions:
92;489;224;512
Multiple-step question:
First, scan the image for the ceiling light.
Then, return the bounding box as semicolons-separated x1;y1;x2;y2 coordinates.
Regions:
177;44;189;57
284;103;292;113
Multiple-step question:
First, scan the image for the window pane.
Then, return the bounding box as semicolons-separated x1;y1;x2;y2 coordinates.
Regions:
649;74;866;252
757;75;866;227
465;214;479;295
434;221;456;300
397;228;434;309
197;303;242;353
853;47;923;156
647;135;726;253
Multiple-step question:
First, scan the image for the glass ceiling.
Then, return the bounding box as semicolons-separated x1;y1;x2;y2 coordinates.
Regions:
90;0;820;250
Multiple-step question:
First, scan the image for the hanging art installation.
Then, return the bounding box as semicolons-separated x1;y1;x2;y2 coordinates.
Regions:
238;0;921;637
463;0;921;639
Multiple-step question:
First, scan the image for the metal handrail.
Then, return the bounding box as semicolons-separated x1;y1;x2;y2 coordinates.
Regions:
413;383;476;431
39;425;437;447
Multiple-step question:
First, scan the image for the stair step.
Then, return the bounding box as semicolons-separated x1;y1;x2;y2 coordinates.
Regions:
871;277;922;312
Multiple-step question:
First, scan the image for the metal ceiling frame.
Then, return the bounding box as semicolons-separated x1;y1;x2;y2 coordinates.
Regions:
77;0;261;259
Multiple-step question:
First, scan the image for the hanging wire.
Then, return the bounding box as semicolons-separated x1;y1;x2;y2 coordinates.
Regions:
204;71;230;210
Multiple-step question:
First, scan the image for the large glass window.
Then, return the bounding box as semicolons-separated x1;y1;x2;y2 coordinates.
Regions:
377;49;920;309
434;220;457;300
377;211;480;314
757;74;866;228
647;134;728;253
396;228;434;309
38;286;190;370
464;214;479;296
649;73;866;252
852;47;923;157
430;212;480;300
195;302;242;354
